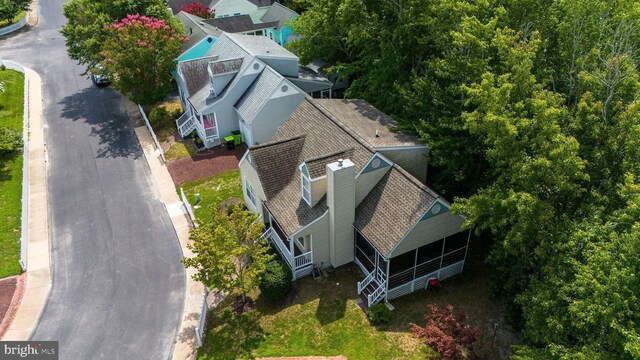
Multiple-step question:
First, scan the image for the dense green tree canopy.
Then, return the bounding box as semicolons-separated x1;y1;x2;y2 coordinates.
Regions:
292;0;640;357
182;203;274;303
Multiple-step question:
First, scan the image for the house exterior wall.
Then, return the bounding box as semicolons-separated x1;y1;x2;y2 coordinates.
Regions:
202;59;264;140
290;210;330;269
327;159;356;267
390;211;464;257
239;152;267;215
310;176;326;207
211;72;236;96
214;0;257;17
355;165;392;206
256;56;299;77
378;147;429;184
248;87;305;145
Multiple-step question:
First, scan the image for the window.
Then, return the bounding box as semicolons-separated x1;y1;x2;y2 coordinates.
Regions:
301;172;311;205
245;177;256;207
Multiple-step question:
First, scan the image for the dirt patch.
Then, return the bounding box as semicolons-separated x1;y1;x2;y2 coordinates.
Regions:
167;144;246;187
232;295;255;314
0;273;26;338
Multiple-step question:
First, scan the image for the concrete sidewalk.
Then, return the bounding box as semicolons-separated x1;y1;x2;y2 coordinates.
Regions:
2;68;51;341
125;101;204;360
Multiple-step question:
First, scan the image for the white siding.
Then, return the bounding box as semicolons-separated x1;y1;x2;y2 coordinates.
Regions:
390;211;464;257
257;56;299;77
291;211;330;268
310;176;327;207
327;160;356;267
355;166;391;206
378;148;429;184
239;153;267;216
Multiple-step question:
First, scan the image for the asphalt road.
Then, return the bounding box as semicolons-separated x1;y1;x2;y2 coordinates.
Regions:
0;2;186;359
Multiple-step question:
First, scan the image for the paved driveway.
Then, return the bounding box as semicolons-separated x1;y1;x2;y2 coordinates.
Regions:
0;2;185;359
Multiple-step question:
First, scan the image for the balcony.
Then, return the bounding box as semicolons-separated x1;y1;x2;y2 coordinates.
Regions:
263;226;313;280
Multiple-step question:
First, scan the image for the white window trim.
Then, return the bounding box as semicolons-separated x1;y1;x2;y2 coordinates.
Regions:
245;177;256;207
301;172;311;205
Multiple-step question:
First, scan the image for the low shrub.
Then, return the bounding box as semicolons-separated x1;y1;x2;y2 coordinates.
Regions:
0;127;23;155
148;106;172;129
367;303;391;324
259;259;292;301
409;304;479;360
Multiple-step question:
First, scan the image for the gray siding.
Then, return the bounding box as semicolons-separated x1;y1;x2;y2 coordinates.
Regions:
390;211;464;257
291;211;330;268
249;86;305;145
239;153;267;216
327;160;356;267
378;148;429;184
355;166;391;206
257;56;299;77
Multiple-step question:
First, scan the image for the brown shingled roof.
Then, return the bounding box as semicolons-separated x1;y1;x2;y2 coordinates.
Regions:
304;149;354;179
314;99;424;149
250;98;445;254
209;57;244;75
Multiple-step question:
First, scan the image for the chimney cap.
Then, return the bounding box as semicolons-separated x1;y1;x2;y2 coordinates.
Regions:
338;159;344;167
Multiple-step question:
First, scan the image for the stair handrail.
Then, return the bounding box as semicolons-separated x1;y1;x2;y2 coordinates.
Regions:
357;270;375;294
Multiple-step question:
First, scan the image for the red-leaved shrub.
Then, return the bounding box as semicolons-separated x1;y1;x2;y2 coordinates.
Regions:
410;304;480;360
180;2;214;19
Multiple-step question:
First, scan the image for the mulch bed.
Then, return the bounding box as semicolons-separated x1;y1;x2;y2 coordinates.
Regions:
167;144;246;187
0;274;26;338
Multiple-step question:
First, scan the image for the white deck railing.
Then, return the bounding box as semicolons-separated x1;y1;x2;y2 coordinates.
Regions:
367;280;386;307
357;270;374;294
176;110;195;137
294;251;312;268
268;228;293;269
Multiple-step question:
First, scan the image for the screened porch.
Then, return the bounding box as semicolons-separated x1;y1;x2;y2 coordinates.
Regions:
262;206;313;280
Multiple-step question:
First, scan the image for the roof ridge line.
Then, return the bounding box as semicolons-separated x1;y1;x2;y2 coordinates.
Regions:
390;163;441;200
303;147;355;164
249;134;306;150
306;99;375;155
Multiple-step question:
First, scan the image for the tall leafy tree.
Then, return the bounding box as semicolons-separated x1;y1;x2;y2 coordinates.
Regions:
0;0;30;24
182;204;274;303
61;0;178;70
100;15;186;104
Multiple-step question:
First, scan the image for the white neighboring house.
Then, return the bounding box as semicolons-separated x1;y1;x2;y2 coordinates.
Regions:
174;33;330;148
239;98;471;307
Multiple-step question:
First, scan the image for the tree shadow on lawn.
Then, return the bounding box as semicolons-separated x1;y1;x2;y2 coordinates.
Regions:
57;87;142;160
202;304;266;360
0;152;20;182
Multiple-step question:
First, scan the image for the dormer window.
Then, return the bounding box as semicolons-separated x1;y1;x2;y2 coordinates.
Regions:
301;171;311;205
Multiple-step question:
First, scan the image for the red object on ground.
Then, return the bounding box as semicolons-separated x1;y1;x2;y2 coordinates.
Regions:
428;278;441;288
0;274;26;338
167;144;245;186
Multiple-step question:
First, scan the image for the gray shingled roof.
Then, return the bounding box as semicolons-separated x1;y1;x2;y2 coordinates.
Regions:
187;34;255;111
249;98;442;255
178;56;217;96
203;15;278;33
176;12;222;51
225;32;297;58
260;2;298;30
248;0;278;7
235;67;283;122
209;57;244;75
315;99;425;149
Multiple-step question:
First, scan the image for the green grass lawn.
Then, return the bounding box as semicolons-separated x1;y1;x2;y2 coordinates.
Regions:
0;11;26;27
165;140;196;162
178;170;242;220
198;269;431;360
0;69;25;278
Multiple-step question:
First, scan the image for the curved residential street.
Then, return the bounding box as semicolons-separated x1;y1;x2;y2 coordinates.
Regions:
0;1;185;359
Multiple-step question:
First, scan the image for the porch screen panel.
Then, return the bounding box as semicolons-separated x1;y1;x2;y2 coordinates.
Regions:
271;215;291;249
355;231;375;273
389;250;416;289
444;231;468;253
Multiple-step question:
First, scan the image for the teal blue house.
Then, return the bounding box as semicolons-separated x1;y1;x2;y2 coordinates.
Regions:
177;36;217;62
260;3;299;46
